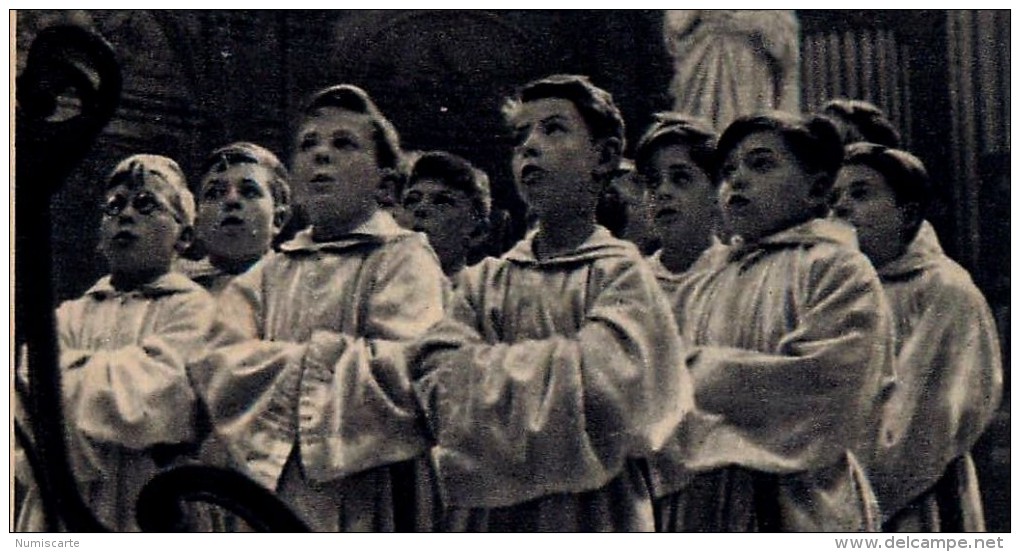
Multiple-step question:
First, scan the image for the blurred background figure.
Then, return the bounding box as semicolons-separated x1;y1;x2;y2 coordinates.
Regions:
820;98;901;147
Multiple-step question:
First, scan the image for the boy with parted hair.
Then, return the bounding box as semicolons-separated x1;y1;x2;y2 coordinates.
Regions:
410;74;692;531
180;141;291;295
191;84;448;531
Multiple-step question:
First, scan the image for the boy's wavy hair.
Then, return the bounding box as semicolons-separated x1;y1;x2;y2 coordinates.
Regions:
718;111;845;193
821;99;901;148
199;142;291;209
407;151;492;223
298;84;402;171
634;112;719;182
842;142;931;214
502;74;626;153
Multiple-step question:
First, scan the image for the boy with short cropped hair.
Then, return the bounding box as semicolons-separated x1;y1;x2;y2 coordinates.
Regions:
191;84;448;531
410;74;692;531
402;150;491;279
672;112;893;531
629;113;726;530
830;143;1002;531
18;154;215;531
636;113;725;289
180;141;291;294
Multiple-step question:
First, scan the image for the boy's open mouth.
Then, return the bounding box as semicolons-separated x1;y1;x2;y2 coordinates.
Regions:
520;165;545;184
310;173;335;184
111;230;138;246
220;215;245;227
655;207;679;220
726;195;751;209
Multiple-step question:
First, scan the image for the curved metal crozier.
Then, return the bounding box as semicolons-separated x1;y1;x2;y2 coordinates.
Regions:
16;24;123;532
13;384;60;531
16;23;308;533
136;466;310;532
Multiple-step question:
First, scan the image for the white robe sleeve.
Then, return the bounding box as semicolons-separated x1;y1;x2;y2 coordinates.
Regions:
188;261;306;488
684;252;892;475
874;279;1003;514
412;259;691;508
296;238;448;482
59;293;213;450
192;238;448;487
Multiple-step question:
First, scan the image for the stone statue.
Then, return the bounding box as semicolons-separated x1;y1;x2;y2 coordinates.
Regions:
664;10;800;129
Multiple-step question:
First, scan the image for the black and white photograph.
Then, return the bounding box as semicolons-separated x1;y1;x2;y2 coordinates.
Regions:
10;8;1010;537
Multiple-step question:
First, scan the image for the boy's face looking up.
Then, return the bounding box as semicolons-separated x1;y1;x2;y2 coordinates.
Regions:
197;162;281;268
510;98;606;221
830;163;910;266
402;178;477;274
292;107;383;238
719;131;823;244
100;176;188;283
645;143;717;248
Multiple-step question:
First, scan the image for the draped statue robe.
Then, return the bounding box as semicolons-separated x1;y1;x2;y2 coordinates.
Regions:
664;10;800;130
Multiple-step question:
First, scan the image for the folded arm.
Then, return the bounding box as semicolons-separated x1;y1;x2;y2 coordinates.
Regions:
412;260;691;507
60;294;215;450
875;282;1003;512
684;253;891;475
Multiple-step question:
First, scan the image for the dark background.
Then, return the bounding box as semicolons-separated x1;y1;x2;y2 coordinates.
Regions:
14;9;1010;531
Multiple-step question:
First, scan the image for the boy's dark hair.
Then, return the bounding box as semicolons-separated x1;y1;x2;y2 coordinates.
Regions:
821;99;901;148
634;112;719;182
842;142;931;214
200;141;291;208
299;84;402;170
407;151;492;222
503;74;626;151
718;111;845;190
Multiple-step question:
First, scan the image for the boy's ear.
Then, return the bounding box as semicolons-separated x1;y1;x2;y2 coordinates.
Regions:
590;137;623;191
808;173;831;201
272;205;292;235
375;169;403;208
466;218;490;252
805;174;833;217
901;202;923;232
174;225;195;255
595;137;623;171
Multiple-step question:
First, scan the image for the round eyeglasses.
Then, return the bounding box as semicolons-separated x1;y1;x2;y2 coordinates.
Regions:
101;190;175;220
